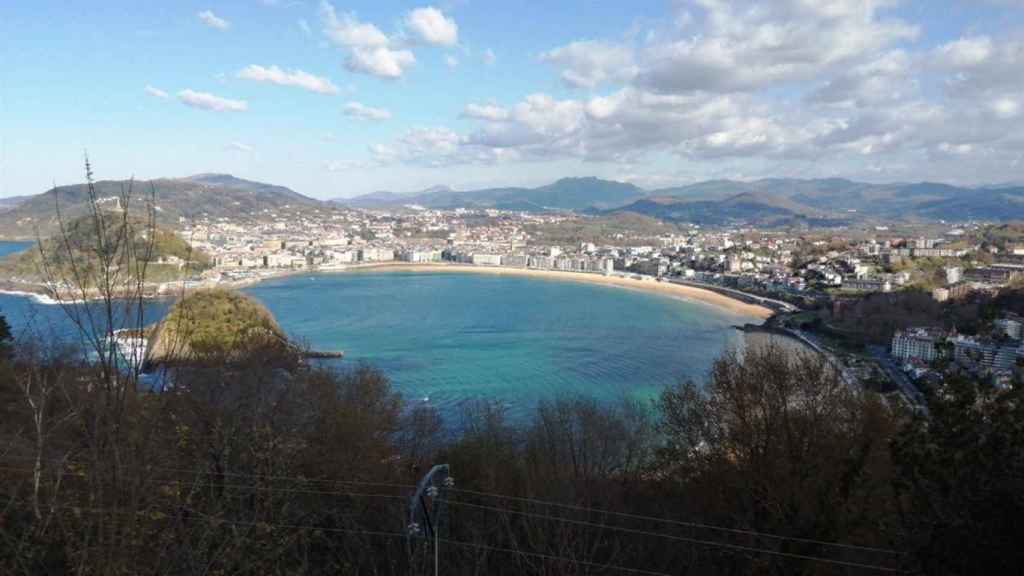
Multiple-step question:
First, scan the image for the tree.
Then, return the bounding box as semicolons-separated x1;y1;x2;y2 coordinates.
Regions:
892;376;1024;575
656;343;901;573
0;314;12;359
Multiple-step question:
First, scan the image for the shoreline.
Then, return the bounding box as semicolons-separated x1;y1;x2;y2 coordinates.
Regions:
0;262;773;319
0;287;60;305
242;262;774;319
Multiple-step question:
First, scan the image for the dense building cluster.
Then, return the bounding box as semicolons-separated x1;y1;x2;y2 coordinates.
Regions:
892;316;1024;389
168;207;1024;306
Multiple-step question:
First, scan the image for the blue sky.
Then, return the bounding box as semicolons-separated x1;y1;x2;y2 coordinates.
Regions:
2;1;1024;199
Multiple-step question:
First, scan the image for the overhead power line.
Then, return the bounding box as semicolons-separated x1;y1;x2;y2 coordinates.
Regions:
0;456;416;489
441;498;903;574
448;486;902;556
0;465;409;501
1;458;905;571
439;537;674;576
2;499;674;576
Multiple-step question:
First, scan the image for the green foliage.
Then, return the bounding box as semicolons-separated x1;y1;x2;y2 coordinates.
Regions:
0;174;321;238
968;221;1024;252
0;214;208;286
526;212;679;245
150;228;210;266
147;288;288;364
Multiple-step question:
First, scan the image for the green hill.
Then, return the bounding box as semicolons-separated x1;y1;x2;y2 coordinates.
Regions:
339;177;645;211
0;213;209;286
612;192;847;227
144;289;291;367
0;174;325;239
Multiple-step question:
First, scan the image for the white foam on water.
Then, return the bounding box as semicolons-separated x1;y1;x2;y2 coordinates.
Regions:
0;289;60;305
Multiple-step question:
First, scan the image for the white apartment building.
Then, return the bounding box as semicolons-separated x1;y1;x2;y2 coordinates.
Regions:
471;254;503;266
358;247;395;262
891;328;944;363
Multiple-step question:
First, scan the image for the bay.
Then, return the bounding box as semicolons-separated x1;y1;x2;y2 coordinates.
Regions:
243;270;752;420
0;241;756;422
0;241;34;258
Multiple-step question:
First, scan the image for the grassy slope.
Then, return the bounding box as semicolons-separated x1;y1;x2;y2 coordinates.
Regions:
0;175;324;238
525;212;680;246
0;214;210;286
146;288;288;363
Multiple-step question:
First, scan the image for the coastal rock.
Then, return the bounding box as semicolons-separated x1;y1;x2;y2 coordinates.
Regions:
144;288;292;368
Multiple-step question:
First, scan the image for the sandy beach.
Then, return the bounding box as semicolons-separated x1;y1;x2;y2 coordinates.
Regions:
303;262;774;318
0;262;774;318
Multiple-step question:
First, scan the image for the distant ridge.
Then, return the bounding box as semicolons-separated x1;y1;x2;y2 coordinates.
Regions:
333;185;454;207
5;172;1024;238
331;175;1024;223
334;176;644;211
0;174;325;239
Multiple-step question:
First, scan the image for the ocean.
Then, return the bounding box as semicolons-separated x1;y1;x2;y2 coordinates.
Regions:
0;241;756;422
0;241;34;258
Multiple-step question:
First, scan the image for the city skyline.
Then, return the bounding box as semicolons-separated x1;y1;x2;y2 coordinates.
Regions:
4;0;1024;199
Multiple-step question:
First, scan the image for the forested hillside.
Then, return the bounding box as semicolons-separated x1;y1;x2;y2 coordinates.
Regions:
1;326;1019;575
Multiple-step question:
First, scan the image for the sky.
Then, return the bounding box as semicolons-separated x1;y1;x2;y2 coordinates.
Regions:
2;0;1024;199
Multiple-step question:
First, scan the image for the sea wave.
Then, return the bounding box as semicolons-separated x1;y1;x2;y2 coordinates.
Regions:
0;289;60;305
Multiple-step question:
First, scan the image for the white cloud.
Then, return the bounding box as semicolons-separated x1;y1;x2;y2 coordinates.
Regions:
316;2;1024;184
405;7;458;46
636;0;918;94
401;127;462;157
808;51;913;107
365;127;513;168
446;55;459;69
935;36;994;67
237;65;339;94
177;89;248;112
937;142;974;155
511;94;586;138
344;101;392;121
346;46;415;78
319;1;416;78
429;87;824;166
990;97;1020;119
320;2;388;47
541;40;636;88
370;143;399;163
197;10;230;30
463;103;509;121
482;49;496;66
325;159;378;172
227;142;254;153
298;19;312;36
931;36;1024;100
144;85;169;99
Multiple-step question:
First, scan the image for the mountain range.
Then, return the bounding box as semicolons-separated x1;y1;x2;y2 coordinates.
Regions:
334;177;645;212
2;174;1023;238
336;176;1024;225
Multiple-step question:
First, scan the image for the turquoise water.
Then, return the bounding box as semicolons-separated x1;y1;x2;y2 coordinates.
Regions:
0;239;755;421
244;271;752;420
0;241;33;257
